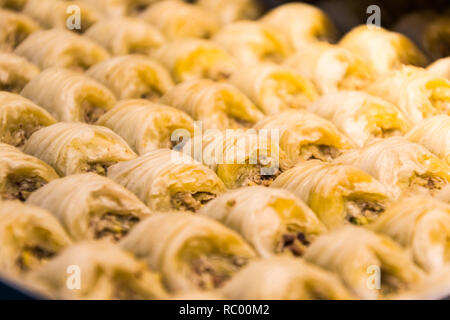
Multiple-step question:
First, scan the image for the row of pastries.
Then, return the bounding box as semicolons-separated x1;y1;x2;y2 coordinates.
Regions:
0;0;449;300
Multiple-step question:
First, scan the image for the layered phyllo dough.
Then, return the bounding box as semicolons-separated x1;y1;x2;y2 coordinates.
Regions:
0;9;39;52
161;79;263;130
78;0;155;17
86;55;174;100
120;213;256;292
21;68;116;123
220;257;353;300
427;57;450;80
0;143;58;201
14;29;110;71
27;173;151;242
228;64;318;115
30;241;168;300
0;91;56;147
97;99;194;155
308;91;410;147
107;149;225;212
197;0;262;24
198;186;326;257
0;53;39;93
397;267;450;300
23;122;137;176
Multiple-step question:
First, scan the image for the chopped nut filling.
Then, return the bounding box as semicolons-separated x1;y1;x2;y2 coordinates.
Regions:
238;165;281;187
409;173;446;191
91;212;140;242
374;128;403;139
171;192;216;212
300;144;341;162
275;231;311;257
87;162;113;176
2;175;46;201
16;245;55;272
345;199;385;225
8;124;38;147
380;270;408;296
82;101;107;124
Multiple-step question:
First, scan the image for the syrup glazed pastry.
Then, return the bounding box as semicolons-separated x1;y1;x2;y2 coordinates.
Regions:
339;25;428;74
370;196;450;273
304;226;425;300
107;149;225;212
272;160;389;228
0;91;56;147
151;38;238;83
397;267;450;300
335;137;450;199
78;0;157;17
26;174;151;242
85;17;165;56
0;143;58;201
253;109;354;167
0;53;39;93
198;186;326;258
212;21;291;66
86;55;174;100
139;0;221;40
228;64;318;115
406;115;450;165
0;8;39;52
14;29;110;71
285;42;375;94
366;66;450;124
308;90;411;147
22;0;102;33
436;185;450;203
120;213;256;293
220;257;354;300
0;201;71;276
161;79;263;130
23;122;137;176
97;99;194;155
427;57;450;80
21;68;117;123
196;0;263;24
259;3;339;50
30;241;168;300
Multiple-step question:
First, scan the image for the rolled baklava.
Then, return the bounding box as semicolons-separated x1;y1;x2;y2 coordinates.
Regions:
0;53;39;93
161;79;263;130
30;241;168;300
197;0;262;24
427;57;450;80
228;64;318;115
23;122;137;176
396;267;450;300
86;55;174;100
97;99;194;155
0;91;56;147
120;213;256;292
14;29;110;71
107;149;225;212
304;226;425;299
78;0;155;17
198;186;326;257
220;257;354;300
21;68;116;123
0;8;39;52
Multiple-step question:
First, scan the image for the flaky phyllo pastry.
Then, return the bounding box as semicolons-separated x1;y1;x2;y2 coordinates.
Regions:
396;266;450;300
97;99;194;155
427;57;450;80
253;109;354;167
220;257;353;300
23;122;137;176
23;0;102;33
152;38;238;83
0;53;39;93
371;196;450;273
182;130;287;189
437;185;450;203
285;42;375;94
272;161;390;228
0;91;56;147
78;0;155;17
14;29;110;71
339;25;428;74
161;79;263;130
308;91;410;147
0;143;58;201
120;213;256;292
0;9;39;52
139;0;221;40
0;0;27;10
85;17;165;56
30;241;168;300
406;115;450;165
335;137;450;198
107;149;225;212
228;64;318;115
0;201;71;275
260;3;338;50
86;55;174;100
212;21;291;66
21;68;116;123
197;0;262;24
198;186;325;257
27;173;151;242
304;226;424;299
366;66;450;124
